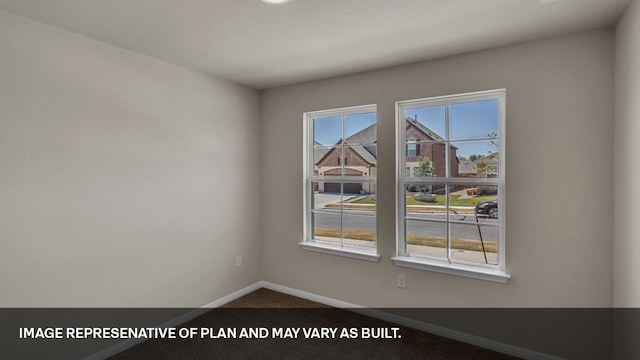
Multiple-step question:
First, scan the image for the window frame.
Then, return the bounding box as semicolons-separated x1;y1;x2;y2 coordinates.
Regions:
301;104;380;262
393;89;510;283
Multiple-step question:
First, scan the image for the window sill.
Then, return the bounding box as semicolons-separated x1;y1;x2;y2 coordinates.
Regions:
299;242;381;262
391;256;510;283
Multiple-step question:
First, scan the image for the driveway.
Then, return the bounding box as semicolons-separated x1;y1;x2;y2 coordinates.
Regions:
313;193;358;207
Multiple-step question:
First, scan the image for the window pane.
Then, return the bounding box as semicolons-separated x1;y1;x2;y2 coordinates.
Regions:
345;112;376;144
453;140;499;179
314;146;342;177
449;99;499;140
450;187;499;265
343;182;376;213
404;105;446;141
312;212;341;245
344;145;376;177
405;142;446;178
343;214;376;249
447;185;497;218
405;183;446;221
313;116;342;146
311;183;342;211
450;224;498;265
471;188;499;218
405;220;447;260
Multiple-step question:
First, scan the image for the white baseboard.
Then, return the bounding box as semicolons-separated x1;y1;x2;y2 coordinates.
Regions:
260;281;363;308
260;281;565;360
83;281;263;360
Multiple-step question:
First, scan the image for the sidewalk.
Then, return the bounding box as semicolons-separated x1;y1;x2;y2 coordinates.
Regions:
407;244;498;265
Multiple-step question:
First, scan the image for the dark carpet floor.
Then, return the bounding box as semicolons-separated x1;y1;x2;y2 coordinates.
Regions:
107;288;521;360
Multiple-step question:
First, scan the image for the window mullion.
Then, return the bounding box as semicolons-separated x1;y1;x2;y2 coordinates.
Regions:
340;183;344;248
445;104;451;263
340;114;345;248
445;104;450;178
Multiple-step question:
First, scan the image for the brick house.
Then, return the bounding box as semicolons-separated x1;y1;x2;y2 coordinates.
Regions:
314;123;377;194
404;117;458;178
315;117;458;194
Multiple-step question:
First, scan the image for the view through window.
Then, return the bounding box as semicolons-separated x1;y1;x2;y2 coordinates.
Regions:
303;105;378;260
394;90;508;282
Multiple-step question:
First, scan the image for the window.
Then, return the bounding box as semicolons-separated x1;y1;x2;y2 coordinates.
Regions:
407;139;417;156
302;104;379;261
393;90;509;282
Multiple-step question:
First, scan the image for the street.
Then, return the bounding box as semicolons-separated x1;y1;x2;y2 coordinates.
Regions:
312;210;497;242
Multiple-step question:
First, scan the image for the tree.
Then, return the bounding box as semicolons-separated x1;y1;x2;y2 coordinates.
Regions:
414;156;434;178
414;157;434;193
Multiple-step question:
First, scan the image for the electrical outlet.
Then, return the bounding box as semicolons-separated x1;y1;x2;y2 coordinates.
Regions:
236;255;242;268
397;274;406;288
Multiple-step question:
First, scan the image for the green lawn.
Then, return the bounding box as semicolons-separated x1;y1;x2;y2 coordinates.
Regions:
352;197;376;204
353;194;497;206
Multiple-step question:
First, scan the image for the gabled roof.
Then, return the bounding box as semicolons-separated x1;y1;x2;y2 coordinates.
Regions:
313;141;331;165
349;145;377;165
405;117;445;141
314;124;378;166
344;124;377;165
345;123;376;144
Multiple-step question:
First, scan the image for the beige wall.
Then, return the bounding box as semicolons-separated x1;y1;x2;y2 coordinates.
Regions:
614;0;640;308
0;10;262;307
261;30;614;308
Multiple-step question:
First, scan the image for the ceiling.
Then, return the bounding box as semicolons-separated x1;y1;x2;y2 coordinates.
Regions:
0;0;630;89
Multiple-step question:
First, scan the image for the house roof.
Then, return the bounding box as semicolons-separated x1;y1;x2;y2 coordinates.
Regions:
405;117;445;141
313;141;331;165
345;123;377;145
345;124;377;165
350;145;377;165
314;118;444;165
473;152;499;164
458;157;476;174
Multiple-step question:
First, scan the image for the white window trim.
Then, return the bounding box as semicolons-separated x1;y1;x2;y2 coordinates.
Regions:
394;89;510;282
302;104;379;262
299;242;381;262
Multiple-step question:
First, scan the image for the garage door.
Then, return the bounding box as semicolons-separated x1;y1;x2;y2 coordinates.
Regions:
344;183;362;194
325;183;362;194
324;183;341;193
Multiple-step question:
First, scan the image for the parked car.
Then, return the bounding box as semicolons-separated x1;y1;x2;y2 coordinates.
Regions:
475;200;498;219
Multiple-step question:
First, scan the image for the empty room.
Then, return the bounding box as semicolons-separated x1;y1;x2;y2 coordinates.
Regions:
1;0;639;359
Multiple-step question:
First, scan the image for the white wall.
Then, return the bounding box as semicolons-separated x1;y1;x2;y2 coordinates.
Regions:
614;0;640;308
0;10;261;307
261;30;614;308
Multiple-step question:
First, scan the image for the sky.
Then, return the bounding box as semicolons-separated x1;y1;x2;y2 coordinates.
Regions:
313;112;377;146
313;99;499;158
406;99;499;158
